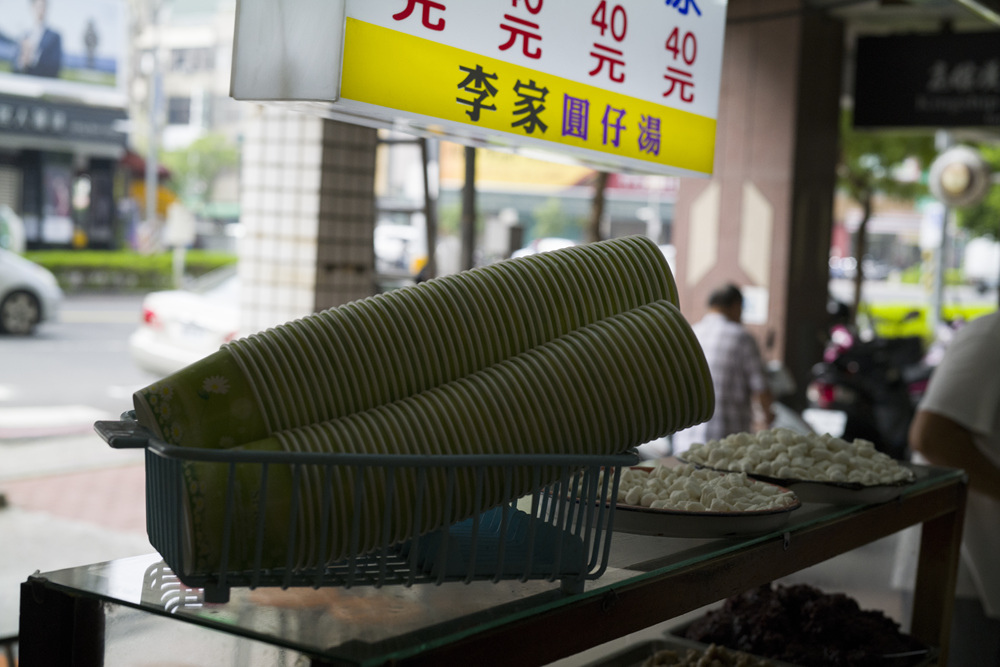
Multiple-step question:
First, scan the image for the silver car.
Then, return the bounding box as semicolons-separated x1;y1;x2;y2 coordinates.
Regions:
0;248;63;335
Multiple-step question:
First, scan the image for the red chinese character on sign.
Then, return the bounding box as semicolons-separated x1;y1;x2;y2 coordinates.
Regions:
663;26;697;103
499;14;543;59
589;2;627;83
512;0;543;13
500;1;544;59
589;43;625;83
393;0;446;31
663;67;694;102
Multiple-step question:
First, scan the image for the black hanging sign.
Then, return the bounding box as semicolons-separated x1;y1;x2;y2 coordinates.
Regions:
853;31;1000;128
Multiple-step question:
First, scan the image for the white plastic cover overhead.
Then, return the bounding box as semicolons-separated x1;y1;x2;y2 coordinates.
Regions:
230;0;346;101
229;0;727;177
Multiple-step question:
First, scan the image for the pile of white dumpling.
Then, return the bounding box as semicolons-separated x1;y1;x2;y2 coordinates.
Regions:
682;428;915;486
609;465;798;513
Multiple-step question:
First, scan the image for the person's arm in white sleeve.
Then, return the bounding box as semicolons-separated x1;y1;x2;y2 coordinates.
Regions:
910;409;1000;503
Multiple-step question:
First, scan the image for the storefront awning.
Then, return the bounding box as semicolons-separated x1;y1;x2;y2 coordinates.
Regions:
120;150;172;180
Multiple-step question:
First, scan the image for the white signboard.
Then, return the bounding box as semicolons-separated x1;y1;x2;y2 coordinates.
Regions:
232;0;728;177
741;285;769;326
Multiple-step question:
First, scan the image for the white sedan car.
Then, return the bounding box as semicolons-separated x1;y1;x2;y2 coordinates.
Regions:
128;266;240;377
510;237;578;258
0;248;63;335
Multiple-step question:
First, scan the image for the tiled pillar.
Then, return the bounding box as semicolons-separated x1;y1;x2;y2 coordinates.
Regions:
314;121;378;312
238;106;377;335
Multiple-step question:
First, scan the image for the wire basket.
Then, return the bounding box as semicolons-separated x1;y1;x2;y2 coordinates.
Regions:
97;415;636;602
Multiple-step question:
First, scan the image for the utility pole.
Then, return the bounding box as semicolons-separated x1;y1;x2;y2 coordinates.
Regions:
929;131;953;335
143;0;162;243
928;136;993;330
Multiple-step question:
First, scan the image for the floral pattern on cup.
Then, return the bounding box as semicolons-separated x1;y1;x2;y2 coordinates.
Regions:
140;371;242;448
200;375;230;398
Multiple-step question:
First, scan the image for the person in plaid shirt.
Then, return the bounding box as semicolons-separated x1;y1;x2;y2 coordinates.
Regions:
671;283;773;456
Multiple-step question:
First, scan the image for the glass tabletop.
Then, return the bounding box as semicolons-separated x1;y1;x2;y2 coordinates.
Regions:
29;464;964;666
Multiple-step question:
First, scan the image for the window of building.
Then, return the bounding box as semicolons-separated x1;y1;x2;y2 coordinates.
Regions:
169;47;215;73
167;96;191;125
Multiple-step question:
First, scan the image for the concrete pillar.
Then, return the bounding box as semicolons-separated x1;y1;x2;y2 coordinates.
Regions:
673;3;843;405
314;120;379;312
238;106;378;335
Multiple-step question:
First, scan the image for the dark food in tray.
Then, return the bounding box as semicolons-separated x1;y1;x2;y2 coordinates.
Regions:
642;642;782;666
579;638;796;667
680;583;930;667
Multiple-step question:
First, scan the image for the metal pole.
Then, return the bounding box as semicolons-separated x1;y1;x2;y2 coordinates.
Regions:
929;207;951;334
929;130;954;335
144;3;160;239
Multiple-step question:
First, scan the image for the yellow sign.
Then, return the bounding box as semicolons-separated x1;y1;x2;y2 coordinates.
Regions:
341;18;716;176
437;142;593;189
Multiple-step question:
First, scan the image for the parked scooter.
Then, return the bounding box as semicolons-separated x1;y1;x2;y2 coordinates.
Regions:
806;311;929;461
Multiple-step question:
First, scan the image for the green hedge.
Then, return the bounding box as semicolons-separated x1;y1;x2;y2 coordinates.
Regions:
23;249;237;293
898;265;965;286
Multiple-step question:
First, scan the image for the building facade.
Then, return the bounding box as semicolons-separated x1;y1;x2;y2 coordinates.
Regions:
0;0;129;249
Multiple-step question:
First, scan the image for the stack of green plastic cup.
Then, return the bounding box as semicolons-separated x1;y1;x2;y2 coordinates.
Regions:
131;236;714;573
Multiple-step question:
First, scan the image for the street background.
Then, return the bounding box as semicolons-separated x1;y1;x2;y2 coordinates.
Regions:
0;294;153;644
0;280;994;661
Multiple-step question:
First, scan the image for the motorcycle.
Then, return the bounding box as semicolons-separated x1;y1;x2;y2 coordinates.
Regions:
806;311;932;461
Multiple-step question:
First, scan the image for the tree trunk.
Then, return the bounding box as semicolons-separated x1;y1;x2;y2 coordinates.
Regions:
851;196;872;327
587;171;610;244
460;146;477;270
420;138;438;280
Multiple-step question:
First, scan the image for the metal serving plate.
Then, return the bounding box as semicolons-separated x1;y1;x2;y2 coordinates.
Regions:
609;467;801;539
678;461;923;506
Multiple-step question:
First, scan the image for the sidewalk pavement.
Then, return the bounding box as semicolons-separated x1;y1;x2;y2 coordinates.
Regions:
0;431;153;641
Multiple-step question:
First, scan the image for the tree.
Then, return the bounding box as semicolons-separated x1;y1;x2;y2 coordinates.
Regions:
837;110;936;322
160;133;240;203
532;197;577;240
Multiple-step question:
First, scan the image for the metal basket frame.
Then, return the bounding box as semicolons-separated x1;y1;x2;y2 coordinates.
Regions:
97;416;636;602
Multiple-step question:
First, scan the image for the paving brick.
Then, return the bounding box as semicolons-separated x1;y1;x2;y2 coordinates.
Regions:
1;464;146;535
